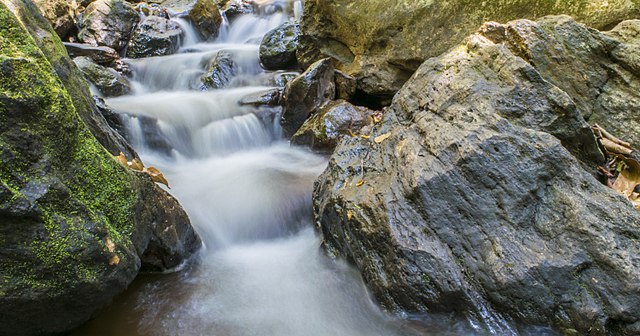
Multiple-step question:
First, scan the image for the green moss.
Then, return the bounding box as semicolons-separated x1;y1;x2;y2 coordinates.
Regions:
0;1;139;295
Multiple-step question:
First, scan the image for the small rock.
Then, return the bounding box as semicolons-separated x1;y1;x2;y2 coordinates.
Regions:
273;71;299;87
64;42;119;65
163;0;223;40
126;16;183;58
74;56;132;97
259;22;299;70
77;0;140;51
239;88;283;107
200;50;237;89
291;100;371;153
221;0;253;21
281;58;335;137
334;70;356;100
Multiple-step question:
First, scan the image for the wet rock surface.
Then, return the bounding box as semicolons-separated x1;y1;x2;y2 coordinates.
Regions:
74;56;132;97
0;1;200;335
299;0;640;102
291;100;371;153
281;58;335;138
163;0;222;40
126;16;183;58
314;17;640;335
77;0;139;51
33;0;74;38
64;42;119;65
200;49;237;89
259;21;299;70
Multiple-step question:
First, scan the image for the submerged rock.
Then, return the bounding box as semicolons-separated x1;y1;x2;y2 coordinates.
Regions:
259;21;299;70
126;16;183;58
0;2;200;335
200;49;237;89
291;100;372;153
74;56;132;97
299;0;640;103
315;17;640;335
281;58;335;138
163;0;222;40
77;0;139;51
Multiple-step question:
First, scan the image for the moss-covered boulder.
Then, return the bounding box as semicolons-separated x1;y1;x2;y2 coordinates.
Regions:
259;21;299;70
299;0;640;103
0;1;201;334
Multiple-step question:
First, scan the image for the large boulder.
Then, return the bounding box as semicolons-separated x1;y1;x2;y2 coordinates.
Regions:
33;0;74;38
163;0;222;40
299;0;640;103
12;0;136;158
0;1;200;335
280;58;335;138
314;17;640;335
126;16;182;58
259;21;299;70
77;0;139;51
74;56;132;97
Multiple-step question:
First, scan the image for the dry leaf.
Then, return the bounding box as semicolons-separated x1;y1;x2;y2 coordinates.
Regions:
372;112;384;124
115;152;128;166
146;166;170;188
105;237;115;253
109;255;120;266
374;133;391;144
129;158;145;171
360;134;370;139
356;180;365;187
347;210;353;220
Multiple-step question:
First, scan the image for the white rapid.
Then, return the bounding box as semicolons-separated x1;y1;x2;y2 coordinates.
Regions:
74;1;437;335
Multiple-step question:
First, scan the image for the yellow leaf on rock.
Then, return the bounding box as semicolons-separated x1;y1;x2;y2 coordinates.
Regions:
109;255;120;266
356;180;364;187
347;210;353;220
146;166;170;188
105;237;115;253
115;152;128;166
374;133;391;144
129;158;145;171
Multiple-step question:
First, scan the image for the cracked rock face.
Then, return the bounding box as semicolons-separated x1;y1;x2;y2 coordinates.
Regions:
298;0;640;103
314;16;640;335
78;0;139;51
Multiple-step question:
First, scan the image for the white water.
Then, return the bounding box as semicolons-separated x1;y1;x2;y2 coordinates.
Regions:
77;2;435;335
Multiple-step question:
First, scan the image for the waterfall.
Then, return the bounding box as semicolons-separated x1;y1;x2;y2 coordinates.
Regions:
75;1;429;335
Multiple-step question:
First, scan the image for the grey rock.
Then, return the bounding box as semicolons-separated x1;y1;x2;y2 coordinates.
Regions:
291;99;372;153
77;0;140;51
281;58;335;138
126;16;182;58
33;0;74;38
64;42;119;65
259;21;299;70
334;70;356;100
478;17;640;148
239;88;283;107
200;50;237;89
315;17;640;335
163;0;223;40
74;56;132;97
273;71;298;87
221;0;253;21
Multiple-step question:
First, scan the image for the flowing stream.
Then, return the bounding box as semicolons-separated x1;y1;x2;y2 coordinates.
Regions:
74;2;474;335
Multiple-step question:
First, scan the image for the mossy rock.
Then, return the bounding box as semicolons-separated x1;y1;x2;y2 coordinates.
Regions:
0;1;200;334
299;0;640;102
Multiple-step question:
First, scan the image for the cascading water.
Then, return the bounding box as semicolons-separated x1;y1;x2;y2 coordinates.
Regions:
74;1;468;335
